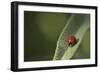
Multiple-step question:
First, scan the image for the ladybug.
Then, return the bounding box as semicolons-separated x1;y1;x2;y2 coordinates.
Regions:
67;36;77;46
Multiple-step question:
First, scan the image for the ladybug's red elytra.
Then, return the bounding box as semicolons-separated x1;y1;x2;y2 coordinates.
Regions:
67;36;77;46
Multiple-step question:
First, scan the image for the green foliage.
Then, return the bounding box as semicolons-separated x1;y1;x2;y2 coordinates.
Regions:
53;14;90;60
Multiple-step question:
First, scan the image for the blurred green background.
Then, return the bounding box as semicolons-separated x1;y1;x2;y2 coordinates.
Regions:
24;11;71;61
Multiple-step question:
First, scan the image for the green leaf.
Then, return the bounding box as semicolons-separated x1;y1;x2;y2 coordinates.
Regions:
53;14;90;60
72;29;90;59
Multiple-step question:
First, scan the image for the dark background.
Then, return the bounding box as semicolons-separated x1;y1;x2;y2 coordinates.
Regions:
24;11;70;61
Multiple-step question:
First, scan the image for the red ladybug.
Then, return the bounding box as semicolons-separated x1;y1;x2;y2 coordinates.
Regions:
67;36;77;46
